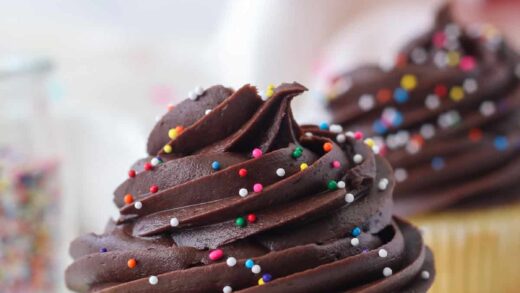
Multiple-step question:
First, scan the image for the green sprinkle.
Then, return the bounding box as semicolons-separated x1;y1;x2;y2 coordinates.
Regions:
327;180;338;190
235;216;246;227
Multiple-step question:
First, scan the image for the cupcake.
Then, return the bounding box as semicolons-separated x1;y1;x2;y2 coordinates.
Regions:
325;5;519;293
65;83;434;292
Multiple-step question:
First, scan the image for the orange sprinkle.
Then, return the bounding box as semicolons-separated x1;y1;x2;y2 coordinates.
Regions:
377;89;392;103
175;126;184;134
167;104;175;111
323;142;333;152
127;258;137;269
469;128;483;141
395;53;408;68
124;194;134;204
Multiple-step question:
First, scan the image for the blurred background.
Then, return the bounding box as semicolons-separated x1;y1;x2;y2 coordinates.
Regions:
0;0;518;292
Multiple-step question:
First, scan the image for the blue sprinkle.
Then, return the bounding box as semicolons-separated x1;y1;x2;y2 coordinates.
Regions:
100;248;108;253
393;88;409;104
393;111;404;127
319;122;329;130
211;161;221;170
352;227;361;237
262;273;273;282
431;157;445;170
372;119;388;134
245;259;255;269
494;136;509;151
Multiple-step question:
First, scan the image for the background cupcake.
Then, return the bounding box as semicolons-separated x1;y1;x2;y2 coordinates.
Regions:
325;5;519;293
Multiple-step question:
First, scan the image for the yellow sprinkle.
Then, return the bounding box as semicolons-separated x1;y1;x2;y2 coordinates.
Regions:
258;278;265;285
163;144;173;153
266;84;275;98
447;51;460;67
400;74;417;91
300;163;308;171
364;138;375;148
168;128;178;140
450;86;464;102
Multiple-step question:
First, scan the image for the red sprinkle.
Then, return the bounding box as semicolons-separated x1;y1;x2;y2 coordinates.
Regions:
209;249;223;261
354;131;363;140
144;163;153;171
150;185;159;193
434;84;448;98
238;168;248;177
433;31;446;48
247;213;257;223
459;56;476;72
128;169;136;178
469;128;483;141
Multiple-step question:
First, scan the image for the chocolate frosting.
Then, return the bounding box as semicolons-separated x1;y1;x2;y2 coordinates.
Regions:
326;6;520;216
66;83;434;292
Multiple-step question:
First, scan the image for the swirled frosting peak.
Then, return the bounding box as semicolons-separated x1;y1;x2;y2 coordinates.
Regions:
66;83;434;292
327;6;520;216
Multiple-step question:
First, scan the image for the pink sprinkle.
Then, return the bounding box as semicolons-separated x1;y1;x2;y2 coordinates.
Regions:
253;183;263;193
252;148;263;158
331;160;341;169
354;131;364;140
432;31;446;48
459;56;476;72
209;249;223;261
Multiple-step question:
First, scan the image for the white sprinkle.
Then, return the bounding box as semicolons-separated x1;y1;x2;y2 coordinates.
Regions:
421;270;430;280
378;178;389;191
329;124;343;133
275;168;286;177
345;193;355;203
445;23;461;38
134;201;143;210
358;94;375;111
239;188;248;197
379;54;395;72
304;132;313;137
406;140;421;154
151;157;161;167
155;115;161;122
251;264;261;274
148;275;158;285
425;94;440;110
434;51;448;68
479;101;496;116
170;217;179;227
332;77;353;95
205;109;212;115
223;286;233;293
353;154;363;164
350;237;359;246
194;86;204;96
259;90;268;101
438;110;461;128
188;91;196;100
420;124;435;140
395;130;410;146
463;78;478;94
378;249;388;258
345;131;355;138
372;145;380;154
226;257;237;267
336;134;346;143
383;267;393;277
337;181;346;189
394;168;408;183
411;47;428;64
515;63;520;79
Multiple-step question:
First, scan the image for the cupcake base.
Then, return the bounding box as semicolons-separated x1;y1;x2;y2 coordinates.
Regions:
411;202;520;293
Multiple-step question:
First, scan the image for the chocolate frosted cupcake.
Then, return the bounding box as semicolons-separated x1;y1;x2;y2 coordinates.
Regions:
65;83;434;292
325;6;519;293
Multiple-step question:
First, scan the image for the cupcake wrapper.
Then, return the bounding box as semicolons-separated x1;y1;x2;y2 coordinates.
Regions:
411;203;520;293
